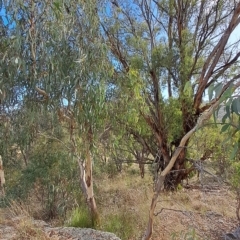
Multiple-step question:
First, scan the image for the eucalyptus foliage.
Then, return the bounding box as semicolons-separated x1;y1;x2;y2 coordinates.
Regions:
98;0;240;188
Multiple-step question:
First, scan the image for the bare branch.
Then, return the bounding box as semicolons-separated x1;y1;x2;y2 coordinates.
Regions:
35;87;49;100
194;3;240;109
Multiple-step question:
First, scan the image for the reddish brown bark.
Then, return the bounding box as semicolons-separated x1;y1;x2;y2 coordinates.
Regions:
143;100;221;240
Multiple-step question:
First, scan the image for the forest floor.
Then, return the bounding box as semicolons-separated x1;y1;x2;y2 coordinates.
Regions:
0;167;239;240
95;167;239;240
0;207;121;240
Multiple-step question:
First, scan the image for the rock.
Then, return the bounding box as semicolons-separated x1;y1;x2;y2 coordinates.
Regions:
224;226;240;240
44;227;121;240
0;213;121;240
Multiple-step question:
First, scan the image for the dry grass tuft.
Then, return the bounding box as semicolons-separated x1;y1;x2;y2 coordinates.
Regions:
1;166;239;240
0;201;50;240
95;167;239;240
11;217;49;240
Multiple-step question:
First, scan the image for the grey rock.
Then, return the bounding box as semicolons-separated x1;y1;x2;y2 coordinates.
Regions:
0;215;121;240
224;226;240;240
45;227;121;240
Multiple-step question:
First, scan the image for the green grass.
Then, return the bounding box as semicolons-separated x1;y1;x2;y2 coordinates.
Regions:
67;206;93;228
101;211;136;240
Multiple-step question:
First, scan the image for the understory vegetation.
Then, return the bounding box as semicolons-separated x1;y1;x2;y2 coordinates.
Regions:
1;125;240;239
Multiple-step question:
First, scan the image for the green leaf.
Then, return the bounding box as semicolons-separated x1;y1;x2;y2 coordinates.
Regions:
237;97;240;113
230;143;239;160
222;113;228;123
219;87;233;103
226;105;230;118
220;124;230;133
214;83;223;98
208;84;215;101
231;98;240;115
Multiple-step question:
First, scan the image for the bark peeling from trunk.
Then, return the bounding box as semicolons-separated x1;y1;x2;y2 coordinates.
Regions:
86;174;91;188
78;148;100;227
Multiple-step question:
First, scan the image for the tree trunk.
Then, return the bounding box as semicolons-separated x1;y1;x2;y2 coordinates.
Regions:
237;190;240;222
162;105;198;190
78;147;100;227
164;149;187;190
154;136;189;190
143;102;219;240
0;156;5;197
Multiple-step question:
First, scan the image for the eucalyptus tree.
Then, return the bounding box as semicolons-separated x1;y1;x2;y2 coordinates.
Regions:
99;0;240;238
0;0;110;224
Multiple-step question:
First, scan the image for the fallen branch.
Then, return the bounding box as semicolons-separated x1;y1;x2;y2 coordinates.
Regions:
35;87;49;100
154;207;192;216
